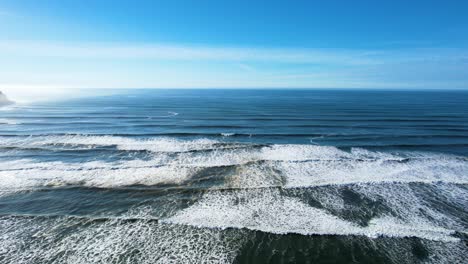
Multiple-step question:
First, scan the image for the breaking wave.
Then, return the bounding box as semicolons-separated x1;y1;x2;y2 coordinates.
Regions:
0;214;246;264
2;89;468;263
162;189;460;242
0;135;467;191
0;135;467;252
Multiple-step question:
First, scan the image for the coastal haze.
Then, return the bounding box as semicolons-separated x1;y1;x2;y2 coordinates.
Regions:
0;89;467;263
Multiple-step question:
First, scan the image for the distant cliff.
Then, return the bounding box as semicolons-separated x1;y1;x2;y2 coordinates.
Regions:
0;91;14;106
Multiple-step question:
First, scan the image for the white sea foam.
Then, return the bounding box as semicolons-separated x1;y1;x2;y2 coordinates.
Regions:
0;137;467;191
0;118;20;125
0;135;219;152
147;111;179;118
423;240;468;264
0;215;246;264
279;154;468;188
0;160;198;189
1;143;466;260
351;183;468;233
162;189;459;242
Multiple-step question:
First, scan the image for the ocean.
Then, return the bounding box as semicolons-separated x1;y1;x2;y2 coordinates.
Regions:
0;89;467;263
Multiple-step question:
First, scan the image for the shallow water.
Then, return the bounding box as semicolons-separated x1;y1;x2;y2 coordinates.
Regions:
0;89;467;263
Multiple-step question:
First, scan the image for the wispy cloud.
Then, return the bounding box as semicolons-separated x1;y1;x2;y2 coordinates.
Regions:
0;8;19;18
0;41;467;89
0;41;392;65
1;41;466;65
237;63;257;72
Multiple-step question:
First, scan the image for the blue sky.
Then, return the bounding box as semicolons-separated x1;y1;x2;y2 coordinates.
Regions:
1;0;467;91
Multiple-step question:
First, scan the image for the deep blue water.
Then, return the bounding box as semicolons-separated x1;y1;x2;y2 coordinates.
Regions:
0;89;467;263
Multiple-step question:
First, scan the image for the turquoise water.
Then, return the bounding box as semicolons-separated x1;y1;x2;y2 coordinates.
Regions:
0;89;467;263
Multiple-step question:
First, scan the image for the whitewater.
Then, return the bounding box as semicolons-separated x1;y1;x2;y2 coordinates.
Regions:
0;89;467;263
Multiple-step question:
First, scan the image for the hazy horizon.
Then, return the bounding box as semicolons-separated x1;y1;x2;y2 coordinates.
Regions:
4;86;468;104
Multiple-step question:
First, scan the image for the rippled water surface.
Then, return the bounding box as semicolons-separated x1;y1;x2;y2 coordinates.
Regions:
1;89;467;263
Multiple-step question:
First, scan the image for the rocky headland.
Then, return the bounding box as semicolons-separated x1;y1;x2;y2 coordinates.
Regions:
0;91;14;106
